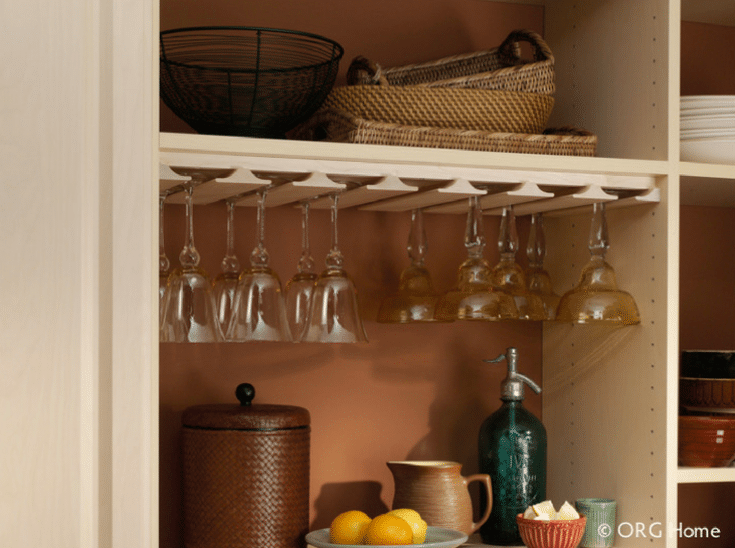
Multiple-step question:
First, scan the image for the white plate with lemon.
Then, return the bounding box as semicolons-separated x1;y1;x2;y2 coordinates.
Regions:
305;526;467;548
306;509;468;548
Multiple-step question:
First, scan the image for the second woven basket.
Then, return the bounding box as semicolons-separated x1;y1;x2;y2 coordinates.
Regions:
322;85;554;135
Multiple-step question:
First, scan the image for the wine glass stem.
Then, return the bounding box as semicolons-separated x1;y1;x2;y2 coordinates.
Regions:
408;208;427;267
179;183;200;269
465;195;485;259
297;202;315;273
159;192;170;273
325;193;344;269
589;202;610;259
251;189;270;267
222;199;240;274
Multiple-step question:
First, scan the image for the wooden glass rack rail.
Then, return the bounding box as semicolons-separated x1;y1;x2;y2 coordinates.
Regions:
160;132;663;215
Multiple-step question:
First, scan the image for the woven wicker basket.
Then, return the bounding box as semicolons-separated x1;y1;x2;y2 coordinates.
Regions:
182;384;310;548
322;85;553;135
346;29;554;95
293;108;596;157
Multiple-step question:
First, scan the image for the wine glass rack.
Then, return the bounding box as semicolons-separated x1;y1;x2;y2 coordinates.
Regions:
160;133;661;216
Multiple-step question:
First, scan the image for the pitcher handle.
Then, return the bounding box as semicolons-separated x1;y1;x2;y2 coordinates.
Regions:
463;474;493;534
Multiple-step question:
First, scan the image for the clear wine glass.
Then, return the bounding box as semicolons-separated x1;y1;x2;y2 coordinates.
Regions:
160;168;231;342
378;208;442;323
285;202;319;342
525;213;560;320
556;202;641;324
434;195;518;321
303;193;368;343
226;188;292;342
159;188;174;319
491;206;546;321
212;197;242;335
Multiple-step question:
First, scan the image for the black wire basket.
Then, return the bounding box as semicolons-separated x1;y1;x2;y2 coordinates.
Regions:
160;26;344;138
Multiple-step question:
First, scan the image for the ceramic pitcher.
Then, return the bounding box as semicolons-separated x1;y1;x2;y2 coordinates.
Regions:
387;461;492;535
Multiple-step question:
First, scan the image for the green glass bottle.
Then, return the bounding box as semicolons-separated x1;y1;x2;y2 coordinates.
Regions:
479;347;547;546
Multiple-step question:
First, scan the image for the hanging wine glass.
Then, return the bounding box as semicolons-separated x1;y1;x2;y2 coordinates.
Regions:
434;195;518;321
159;188;174;318
212;197;242;335
491;206;546;321
160;169;231;343
378;208;442;323
556;202;641;324
226;188;292;342
525;213;560;320
285;202;318;341
303;193;368;343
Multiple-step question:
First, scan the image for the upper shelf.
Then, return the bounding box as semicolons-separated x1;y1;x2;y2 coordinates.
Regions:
160;132;663;215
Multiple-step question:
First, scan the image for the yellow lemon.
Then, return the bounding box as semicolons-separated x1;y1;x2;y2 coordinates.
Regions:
388;509;428;543
363;513;413;545
329;510;372;545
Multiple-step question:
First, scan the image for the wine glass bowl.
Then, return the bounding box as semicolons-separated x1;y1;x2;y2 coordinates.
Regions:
556;202;641;325
303;193;368;343
160;170;229;342
227;188;292;342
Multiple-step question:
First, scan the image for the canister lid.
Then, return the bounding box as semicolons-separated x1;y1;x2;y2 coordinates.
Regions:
182;383;310;431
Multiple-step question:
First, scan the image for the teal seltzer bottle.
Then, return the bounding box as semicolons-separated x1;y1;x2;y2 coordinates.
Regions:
479;347;547;545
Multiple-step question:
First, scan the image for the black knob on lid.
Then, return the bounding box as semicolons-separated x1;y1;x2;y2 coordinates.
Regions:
236;383;255;406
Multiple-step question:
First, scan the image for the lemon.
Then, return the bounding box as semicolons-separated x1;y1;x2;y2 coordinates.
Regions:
330;510;372;545
556;501;580;520
363;513;413;545
531;500;557;520
388;509;427;544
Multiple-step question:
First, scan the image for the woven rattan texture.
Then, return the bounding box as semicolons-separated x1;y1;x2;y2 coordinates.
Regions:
294;109;596;157
346;29;554;96
183;427;310;548
323;86;553;135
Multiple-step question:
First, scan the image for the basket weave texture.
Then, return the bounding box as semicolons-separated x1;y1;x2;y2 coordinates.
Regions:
323;86;553;135
293;109;596;157
183;427;310;548
346;29;554;95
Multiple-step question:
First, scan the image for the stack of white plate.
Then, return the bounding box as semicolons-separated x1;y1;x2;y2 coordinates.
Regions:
681;95;735;164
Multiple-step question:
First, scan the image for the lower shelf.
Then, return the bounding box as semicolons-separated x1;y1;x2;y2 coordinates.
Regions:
677;466;735;484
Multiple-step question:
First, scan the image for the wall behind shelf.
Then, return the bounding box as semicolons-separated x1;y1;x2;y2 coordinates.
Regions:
158;202;544;548
159;0;545;134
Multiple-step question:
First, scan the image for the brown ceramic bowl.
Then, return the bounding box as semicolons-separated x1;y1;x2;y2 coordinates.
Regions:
516;514;586;548
680;378;735;412
678;415;735;467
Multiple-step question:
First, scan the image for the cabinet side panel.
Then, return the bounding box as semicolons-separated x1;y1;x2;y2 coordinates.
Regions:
545;0;669;160
542;189;669;546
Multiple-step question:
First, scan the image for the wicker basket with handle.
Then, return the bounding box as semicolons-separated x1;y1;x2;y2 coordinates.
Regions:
321;85;554;135
293;108;595;157
182;383;310;548
346;29;554;95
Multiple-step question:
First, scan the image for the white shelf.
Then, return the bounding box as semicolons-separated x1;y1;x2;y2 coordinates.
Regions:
160;132;662;214
678;466;735;484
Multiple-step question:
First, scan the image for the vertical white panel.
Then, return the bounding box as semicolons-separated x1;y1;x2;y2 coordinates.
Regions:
545;0;669;160
0;0;91;545
110;0;159;546
542;180;670;546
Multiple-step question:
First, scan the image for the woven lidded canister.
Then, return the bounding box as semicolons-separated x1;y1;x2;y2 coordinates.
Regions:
182;383;311;548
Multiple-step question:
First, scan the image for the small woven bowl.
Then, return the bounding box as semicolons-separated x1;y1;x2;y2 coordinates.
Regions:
516;514;586;548
679;415;735;467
